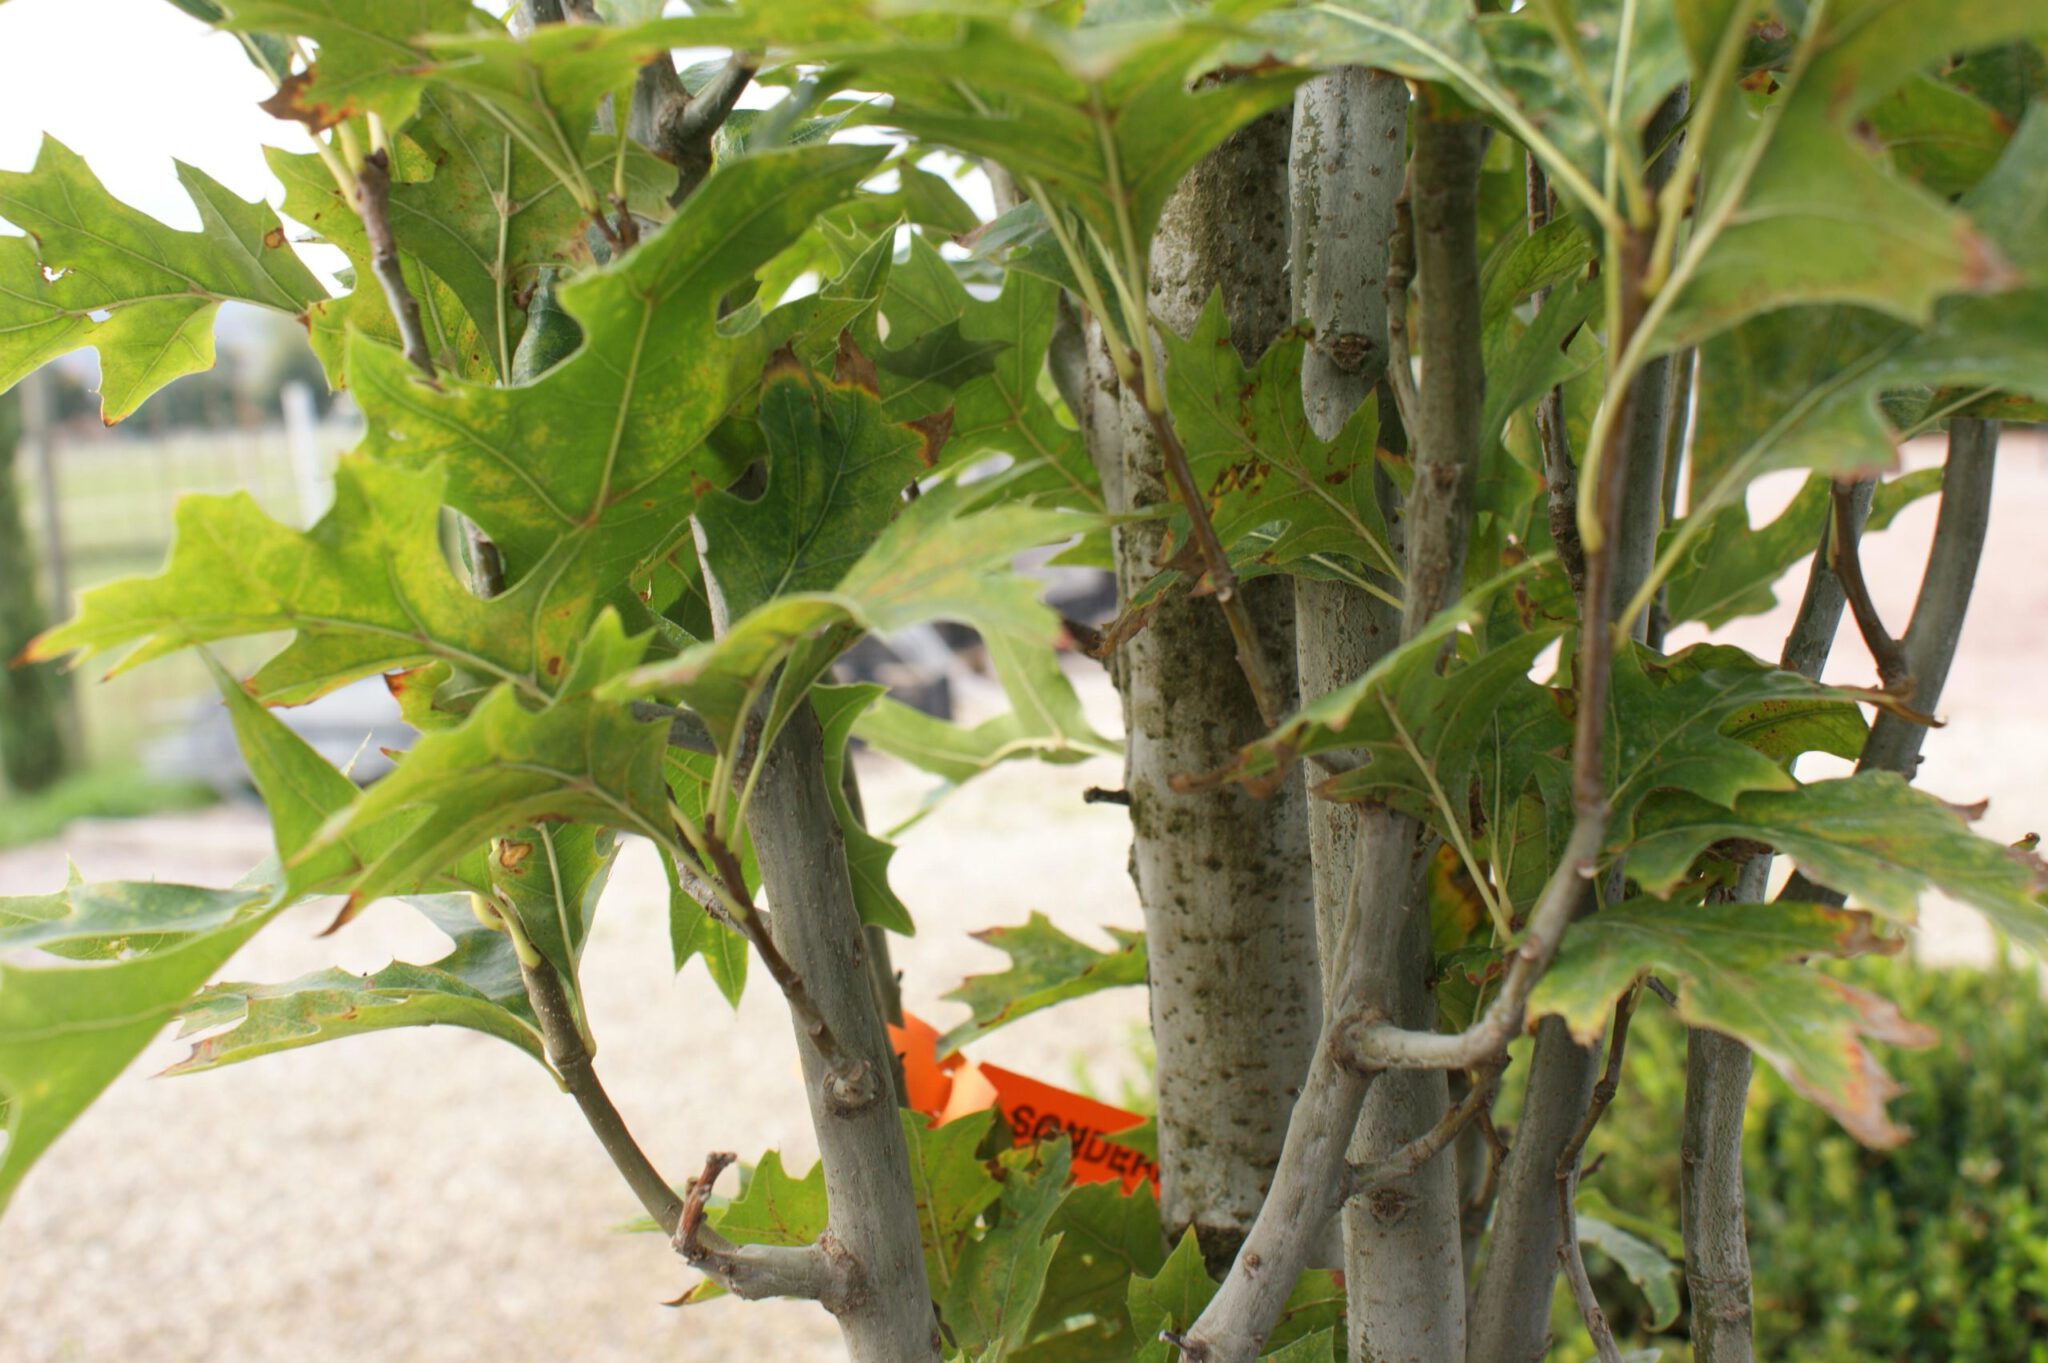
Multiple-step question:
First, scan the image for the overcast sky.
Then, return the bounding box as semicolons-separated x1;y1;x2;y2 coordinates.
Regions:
0;0;319;233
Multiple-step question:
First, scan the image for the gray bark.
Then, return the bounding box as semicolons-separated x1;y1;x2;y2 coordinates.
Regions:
1466;90;1690;1362
743;701;941;1360
1113;110;1320;1272
695;544;939;1361
1855;418;1997;779
1681;482;1869;1363
1291;68;1465;1362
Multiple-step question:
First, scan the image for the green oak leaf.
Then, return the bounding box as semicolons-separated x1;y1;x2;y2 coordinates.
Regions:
938;913;1146;1056
1015;1180;1168;1363
417;17;702;170
1577;1216;1681;1331
1128;1229;1218;1363
0;878;282;1214
1652;0;2048;350
486;823;618;994
0;137;326;421
879;235;1100;512
903;1109;1005;1292
1865;74;2017;198
1598;643;1864;845
1680;102;2048;530
30;457;587;707
219;0;487;131
1230;576;1567;903
350;142;886;583
608;485;1085;762
665;848;748;1008
698;344;932;622
262;139;494;387
1161;290;1398;584
203;650;416;897
941;1139;1070;1361
166;892;547;1075
850;630;1119;786
1532;899;1929;1145
1628;773;2048;950
1650;644;1868;767
389;89;673;380
813;684;914;936
305;612;674;909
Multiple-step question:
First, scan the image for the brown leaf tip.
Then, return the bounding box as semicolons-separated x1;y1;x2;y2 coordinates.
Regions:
907;405;954;468
833;330;879;395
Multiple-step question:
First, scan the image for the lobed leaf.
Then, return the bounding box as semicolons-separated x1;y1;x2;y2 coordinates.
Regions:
167;893;547;1075
939;914;1147;1057
0;878;282;1213
0;138;326;420
1532;899;1929;1145
1628;774;2048;951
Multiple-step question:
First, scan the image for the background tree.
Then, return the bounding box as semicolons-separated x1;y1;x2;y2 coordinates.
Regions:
3;3;2046;1361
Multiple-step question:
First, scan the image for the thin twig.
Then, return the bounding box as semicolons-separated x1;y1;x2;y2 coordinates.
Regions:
1554;987;1639;1363
352;149;437;381
1138;398;1285;730
1345;1062;1504;1200
520;955;685;1235
1828;478;1911;692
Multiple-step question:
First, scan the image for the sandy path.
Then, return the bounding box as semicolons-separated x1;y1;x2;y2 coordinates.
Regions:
3;439;2043;1362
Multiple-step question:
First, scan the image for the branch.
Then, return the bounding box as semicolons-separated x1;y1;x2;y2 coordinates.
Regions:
1828;478;1911;691
1554;988;1639;1363
1345;1061;1503;1200
1857;418;1998;778
672;1152;852;1305
1402;115;1488;633
1344;814;1606;1073
352;148;436;381
636;52;757;205
519;955;685;1236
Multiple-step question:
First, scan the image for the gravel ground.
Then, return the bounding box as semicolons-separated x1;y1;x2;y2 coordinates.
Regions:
4;438;2043;1362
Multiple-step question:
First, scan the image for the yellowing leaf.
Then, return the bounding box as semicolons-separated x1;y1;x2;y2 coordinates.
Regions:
0;138;326;420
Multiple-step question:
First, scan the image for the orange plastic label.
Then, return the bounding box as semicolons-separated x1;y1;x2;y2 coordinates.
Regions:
889;1012;1158;1193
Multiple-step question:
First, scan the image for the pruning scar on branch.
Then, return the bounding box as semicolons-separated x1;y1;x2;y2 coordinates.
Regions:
673;1152;851;1306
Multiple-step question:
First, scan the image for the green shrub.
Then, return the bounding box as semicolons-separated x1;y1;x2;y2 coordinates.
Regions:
1565;955;2048;1362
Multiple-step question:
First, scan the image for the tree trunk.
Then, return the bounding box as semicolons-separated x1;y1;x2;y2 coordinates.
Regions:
1114;110;1321;1272
1292;68;1466;1361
